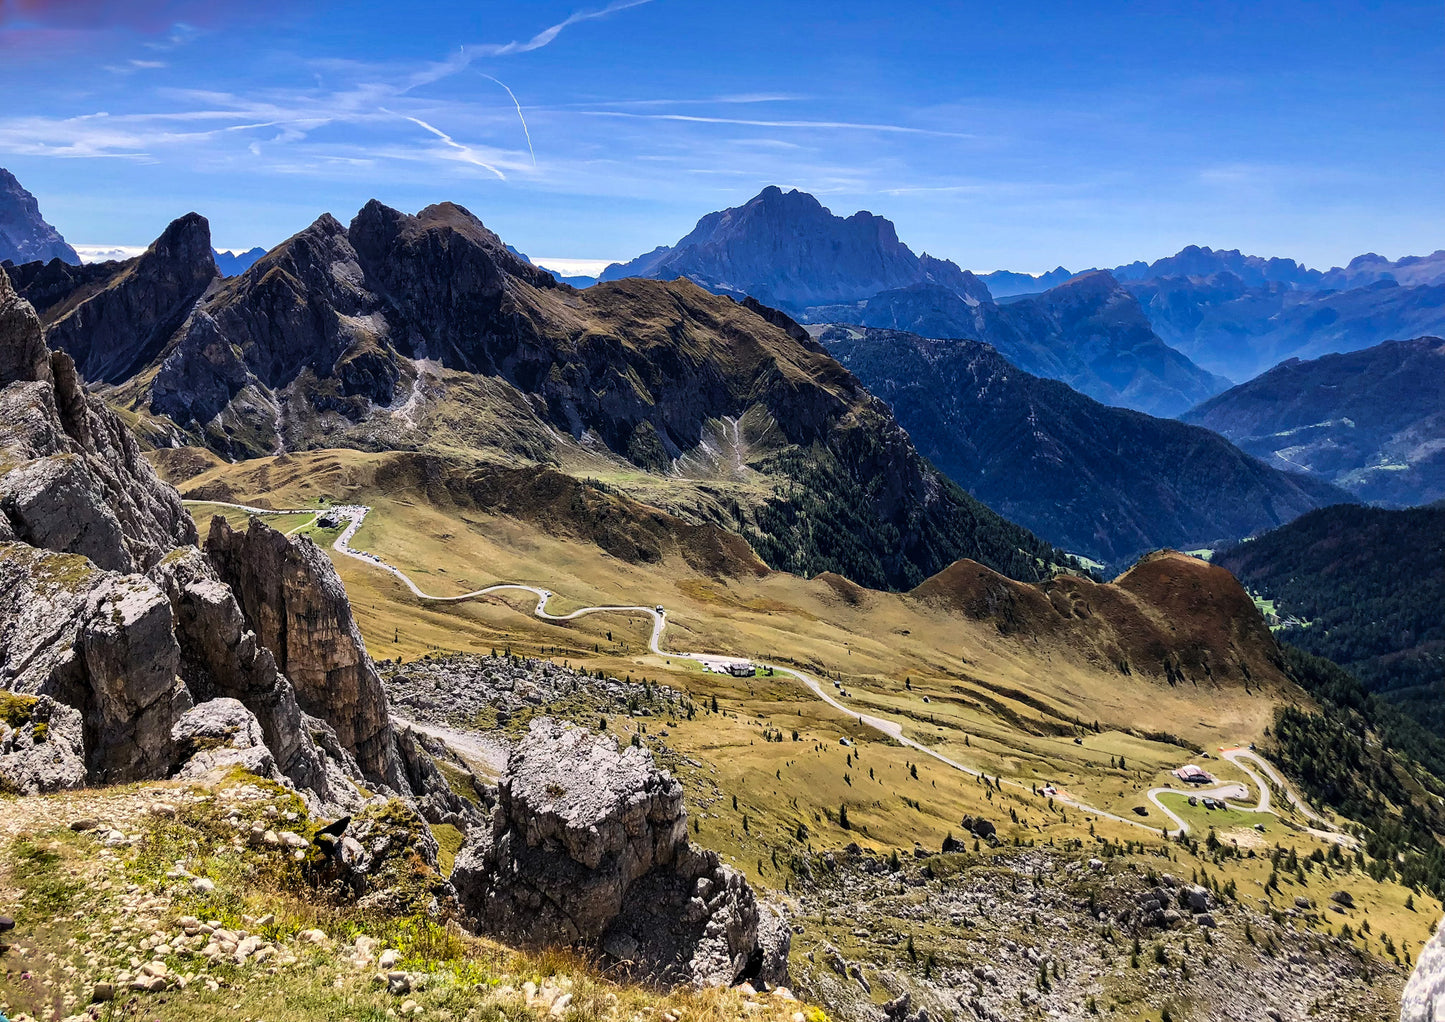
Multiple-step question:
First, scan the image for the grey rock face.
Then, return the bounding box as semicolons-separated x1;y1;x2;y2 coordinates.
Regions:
452;718;788;988
150;211;398;443
146;544;340;801
204;515;404;790
1;454;131;572
171;697;277;780
0;168;79;265
0;272;197;573
0;694;86;794
80;573;191;782
1401;915;1445;1022
0;268;54;384
0;543;190;783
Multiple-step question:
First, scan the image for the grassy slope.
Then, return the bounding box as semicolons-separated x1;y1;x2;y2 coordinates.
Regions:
141;449;1445;986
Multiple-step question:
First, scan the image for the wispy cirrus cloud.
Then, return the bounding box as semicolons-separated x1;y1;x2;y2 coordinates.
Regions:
572;110;975;139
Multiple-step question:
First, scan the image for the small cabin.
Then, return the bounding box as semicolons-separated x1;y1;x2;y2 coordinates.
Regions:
1173;764;1213;785
726;662;756;677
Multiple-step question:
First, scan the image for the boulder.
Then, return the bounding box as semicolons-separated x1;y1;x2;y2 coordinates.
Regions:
452;719;788;988
0;694;86;794
0;544;190;784
80;573;191;781
171;698;278;779
961;815;996;840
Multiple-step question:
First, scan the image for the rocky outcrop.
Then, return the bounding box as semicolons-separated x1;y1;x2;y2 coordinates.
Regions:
0;167;78;265
1401;915;1445;1021
0;271;197;574
171;697;278;780
39;212;218;384
0;542;190;782
146;544;356;805
204;515;404;790
0;693;86;794
0;270;396;806
452;718;789;988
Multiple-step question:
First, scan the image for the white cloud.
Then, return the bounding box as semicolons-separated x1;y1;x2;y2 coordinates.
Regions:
73;244;148;262
532;257;616;276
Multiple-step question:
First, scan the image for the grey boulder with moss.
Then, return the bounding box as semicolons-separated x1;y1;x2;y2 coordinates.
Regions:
0;693;86;794
171;697;278;780
452;718;789;988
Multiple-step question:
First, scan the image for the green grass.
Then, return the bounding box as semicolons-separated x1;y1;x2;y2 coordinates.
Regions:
1155;792;1267;835
432;823;464;876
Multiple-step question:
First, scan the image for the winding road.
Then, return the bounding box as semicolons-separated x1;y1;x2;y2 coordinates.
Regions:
187;499;1351;844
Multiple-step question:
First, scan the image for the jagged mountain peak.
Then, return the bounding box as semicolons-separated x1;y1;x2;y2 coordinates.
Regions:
0;167;79;266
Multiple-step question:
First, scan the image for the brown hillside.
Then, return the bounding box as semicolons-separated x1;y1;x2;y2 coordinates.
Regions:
912;551;1285;691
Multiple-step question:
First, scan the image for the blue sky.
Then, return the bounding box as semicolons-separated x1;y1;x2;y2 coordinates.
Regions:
1;0;1439;273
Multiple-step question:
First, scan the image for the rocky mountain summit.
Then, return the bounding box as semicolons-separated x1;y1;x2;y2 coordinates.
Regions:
0;167;78;266
598;186;981;311
9;211;219;384
452;718;790;988
6;198;1073;591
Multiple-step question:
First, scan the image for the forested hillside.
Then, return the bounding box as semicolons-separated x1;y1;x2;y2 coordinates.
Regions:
1218;504;1445;728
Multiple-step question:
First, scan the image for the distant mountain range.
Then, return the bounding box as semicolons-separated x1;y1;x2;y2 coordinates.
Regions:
813;271;1232;418
597;187;1227;417
821;325;1348;564
0;167;78;265
214;246;267;276
1130;274;1445;382
996;244;1445;296
984;246;1445;382
978;267;1074;298
4;201;1072;592
599;191;1445;395
1183;336;1445;508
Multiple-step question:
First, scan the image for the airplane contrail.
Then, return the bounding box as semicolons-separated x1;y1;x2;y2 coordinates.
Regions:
479;72;536;167
381;106;506;179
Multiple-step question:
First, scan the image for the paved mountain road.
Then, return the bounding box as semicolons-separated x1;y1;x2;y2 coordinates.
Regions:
185;499;1348;842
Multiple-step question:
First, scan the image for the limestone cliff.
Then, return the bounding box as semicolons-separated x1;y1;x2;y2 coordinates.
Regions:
204;515;404;791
